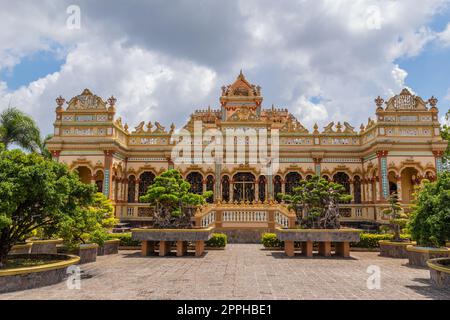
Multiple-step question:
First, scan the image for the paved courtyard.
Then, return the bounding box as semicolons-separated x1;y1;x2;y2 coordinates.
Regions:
1;244;449;300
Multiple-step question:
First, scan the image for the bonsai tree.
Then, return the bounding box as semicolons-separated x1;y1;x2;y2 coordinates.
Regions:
408;172;450;247
0;149;96;268
56;192;117;249
139;169;212;229
281;175;352;229
382;193;408;242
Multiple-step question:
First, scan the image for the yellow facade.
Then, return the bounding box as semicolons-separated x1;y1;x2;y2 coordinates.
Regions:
47;72;448;228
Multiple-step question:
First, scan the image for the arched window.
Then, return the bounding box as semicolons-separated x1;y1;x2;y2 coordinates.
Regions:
333;172;351;203
258;176;266;202
138;172;155;202
128;175;136;203
306;175;313;181
94;171;104;193
187;172;203;194
353;176;362;204
274;175;282;202
206;175;214;203
285;172;302;195
221;175;230;202
322;175;330;181
233;173;255;202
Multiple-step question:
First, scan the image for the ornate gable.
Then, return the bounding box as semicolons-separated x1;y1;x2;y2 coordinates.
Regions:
385;88;427;111
66;89;107;110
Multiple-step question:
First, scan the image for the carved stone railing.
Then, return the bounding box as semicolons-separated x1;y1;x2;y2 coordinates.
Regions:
194;201;296;229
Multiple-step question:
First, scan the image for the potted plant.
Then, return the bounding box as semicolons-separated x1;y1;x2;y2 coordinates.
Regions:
378;193;414;258
276;175;360;258
407;172;450;267
132;170;214;257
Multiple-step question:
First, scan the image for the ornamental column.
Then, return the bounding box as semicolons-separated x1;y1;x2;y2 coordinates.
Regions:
395;175;403;201
433;151;444;174
314;158;322;176
135;179;140;203
214;158;222;202
349;179;354;203
103;150;114;199
377;150;389;201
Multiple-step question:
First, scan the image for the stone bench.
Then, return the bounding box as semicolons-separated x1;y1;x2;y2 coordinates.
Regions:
132;227;213;257
275;228;361;258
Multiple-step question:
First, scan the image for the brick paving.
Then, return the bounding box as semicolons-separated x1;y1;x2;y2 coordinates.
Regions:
1;244;449;300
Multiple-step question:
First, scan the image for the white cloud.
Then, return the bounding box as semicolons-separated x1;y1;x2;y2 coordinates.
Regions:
1;0;449;135
438;23;450;47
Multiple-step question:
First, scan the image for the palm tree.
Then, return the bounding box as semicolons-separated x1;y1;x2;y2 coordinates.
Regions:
40;133;54;159
0;107;42;152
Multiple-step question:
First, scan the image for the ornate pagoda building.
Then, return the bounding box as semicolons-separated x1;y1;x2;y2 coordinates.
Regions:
47;72;448;239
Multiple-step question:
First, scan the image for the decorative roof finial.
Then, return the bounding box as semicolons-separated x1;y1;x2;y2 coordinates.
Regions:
374;96;384;108
55;95;65;108
108;95;117;107
428;96;438;107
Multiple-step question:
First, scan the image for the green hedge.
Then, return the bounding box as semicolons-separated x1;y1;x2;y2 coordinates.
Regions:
261;233;284;248
206;233;227;248
351;233;411;248
107;233;141;247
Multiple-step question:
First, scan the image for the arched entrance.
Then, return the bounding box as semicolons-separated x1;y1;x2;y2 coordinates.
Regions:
187;172;203;194
75;166;92;184
401;167;419;203
233;172;255;202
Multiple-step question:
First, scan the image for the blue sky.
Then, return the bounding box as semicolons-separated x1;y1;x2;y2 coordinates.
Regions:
0;1;450;135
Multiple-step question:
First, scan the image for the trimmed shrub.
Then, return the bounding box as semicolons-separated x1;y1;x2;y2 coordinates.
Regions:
107;233;141;247
261;233;284;248
206;233;227;248
351;233;411;248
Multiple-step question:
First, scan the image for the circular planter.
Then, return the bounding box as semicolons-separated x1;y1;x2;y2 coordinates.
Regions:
26;239;64;254
379;240;416;258
76;244;98;264
9;243;33;255
97;239;120;256
0;254;80;293
406;245;450;267
427;258;450;288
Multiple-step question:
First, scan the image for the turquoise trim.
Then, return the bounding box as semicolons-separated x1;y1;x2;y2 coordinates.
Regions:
103;169;110;197
380;157;389;199
436;157;443;174
315;163;321;175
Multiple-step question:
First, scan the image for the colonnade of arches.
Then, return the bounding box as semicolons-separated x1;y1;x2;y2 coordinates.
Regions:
73;166;434;205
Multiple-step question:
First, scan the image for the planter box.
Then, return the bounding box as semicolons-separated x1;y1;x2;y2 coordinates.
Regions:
379;240;416;258
427;258;450;288
77;244;98;264
132;227;214;257
0;254;80;294
406;246;450;268
97;239;120;256
275;228;361;258
27;239;63;254
9;243;32;255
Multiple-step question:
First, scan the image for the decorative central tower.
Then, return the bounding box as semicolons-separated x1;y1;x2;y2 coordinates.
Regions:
219;70;263;122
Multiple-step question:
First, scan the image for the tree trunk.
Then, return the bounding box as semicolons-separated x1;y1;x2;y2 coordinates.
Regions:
0;228;12;268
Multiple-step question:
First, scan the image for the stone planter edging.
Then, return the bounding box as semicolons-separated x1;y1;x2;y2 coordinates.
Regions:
98;239;120;256
0;254;80;293
406;245;450;267
427;258;450;288
379;240;416;258
77;244;98;264
26;239;64;254
9;243;33;255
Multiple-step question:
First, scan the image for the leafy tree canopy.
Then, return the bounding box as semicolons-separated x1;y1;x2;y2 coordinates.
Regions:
0;149;96;267
409;172;450;247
